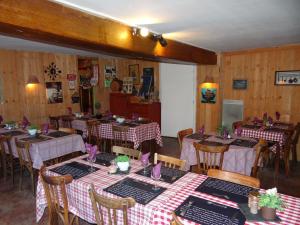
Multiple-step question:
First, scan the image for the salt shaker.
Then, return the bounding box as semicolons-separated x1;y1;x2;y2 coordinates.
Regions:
248;191;259;214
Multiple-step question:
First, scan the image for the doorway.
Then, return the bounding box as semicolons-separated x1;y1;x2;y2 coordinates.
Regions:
79;87;93;114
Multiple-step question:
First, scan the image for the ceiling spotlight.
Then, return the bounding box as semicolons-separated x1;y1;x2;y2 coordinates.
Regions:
140;27;149;37
154;34;168;47
132;27;138;36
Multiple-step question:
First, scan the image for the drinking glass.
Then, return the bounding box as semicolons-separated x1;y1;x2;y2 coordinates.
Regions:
151;171;161;191
88;155;96;172
141;159;149;175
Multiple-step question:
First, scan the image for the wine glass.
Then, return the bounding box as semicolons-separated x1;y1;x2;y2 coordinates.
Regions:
141;159;149;175
151;170;161;191
88;155;96;172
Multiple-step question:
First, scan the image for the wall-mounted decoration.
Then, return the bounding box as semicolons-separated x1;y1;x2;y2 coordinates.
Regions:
44;62;62;80
104;65;116;87
67;74;77;90
46;82;63;104
129;64;140;85
275;70;300;85
90;64;99;86
122;77;133;94
71;91;80;104
80;76;91;89
143;67;154;92
233;79;248;89
201;87;216;104
139;75;152;98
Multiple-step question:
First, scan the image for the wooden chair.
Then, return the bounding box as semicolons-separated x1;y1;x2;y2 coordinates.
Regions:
291;122;300;164
177;128;193;151
282;134;293;177
15;139;36;195
0;135;15;183
89;183;136;225
59;127;76;134
112;146;141;160
251;139;269;178
170;212;183;225
193;142;229;174
40;166;79;225
154;153;186;170
208;169;260;188
61;115;74;128
87;120;101;146
49;116;60;130
111;125;132;148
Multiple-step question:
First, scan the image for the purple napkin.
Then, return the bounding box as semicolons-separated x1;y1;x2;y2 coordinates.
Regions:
141;152;150;165
132;113;139;120
236;126;243;136
105;110;113;118
268;116;273;125
0;115;3;124
22;116;30;128
263;112;268;121
86;143;97;160
275;111;280;121
152;162;162;179
42;123;49;134
223;127;229;139
199;125;205;135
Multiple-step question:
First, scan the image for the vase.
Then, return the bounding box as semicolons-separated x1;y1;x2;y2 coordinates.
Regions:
261;207;276;220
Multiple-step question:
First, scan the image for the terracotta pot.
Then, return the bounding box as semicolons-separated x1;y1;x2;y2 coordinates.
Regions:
261;207;276;220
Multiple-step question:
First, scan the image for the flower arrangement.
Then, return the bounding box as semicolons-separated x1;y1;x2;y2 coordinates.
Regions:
116;155;129;163
28;124;38;130
217;125;231;138
259;188;284;210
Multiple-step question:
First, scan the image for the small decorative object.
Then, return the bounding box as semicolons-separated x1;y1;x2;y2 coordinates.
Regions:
85;143;97;172
71;92;80;104
275;111;280;121
28;124;38;136
275;70;300;85
217;125;231;139
67;74;77;90
248;191;259;214
201;87;216;104
259;188;284;220
5;121;16;130
44;62;62;81
141;152;150;174
129;64;140;85
46;82;63;104
122;77;133;93
116;155;130;171
233;79;248;89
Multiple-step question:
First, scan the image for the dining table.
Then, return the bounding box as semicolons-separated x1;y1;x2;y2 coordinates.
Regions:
180;133;272;175
0;128;85;169
36;153;300;225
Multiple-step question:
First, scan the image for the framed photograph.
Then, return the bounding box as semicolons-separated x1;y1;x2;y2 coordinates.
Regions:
129;64;140;84
201;87;216;104
46;82;63;104
275;70;300;85
233;79;247;89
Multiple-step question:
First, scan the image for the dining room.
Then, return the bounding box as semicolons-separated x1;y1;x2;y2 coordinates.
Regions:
0;0;300;225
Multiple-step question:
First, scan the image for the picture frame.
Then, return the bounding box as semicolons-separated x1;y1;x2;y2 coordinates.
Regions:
275;70;300;85
46;82;63;104
129;64;140;84
233;79;247;89
201;87;216;104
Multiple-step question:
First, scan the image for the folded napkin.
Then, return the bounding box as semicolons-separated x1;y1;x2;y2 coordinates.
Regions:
152;162;162;179
275;111;280;121
0;115;3;124
105;110;113;118
141;152;150;165
42;123;49;134
263;112;268;121
198;125;205;135
268;116;273;125
85;143;97;160
236;126;243;136
132;113;139;120
22;116;30;128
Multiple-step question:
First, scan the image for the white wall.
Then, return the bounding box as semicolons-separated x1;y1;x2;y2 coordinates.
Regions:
159;63;196;137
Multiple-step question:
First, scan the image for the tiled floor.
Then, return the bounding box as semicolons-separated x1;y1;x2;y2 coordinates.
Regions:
0;137;299;225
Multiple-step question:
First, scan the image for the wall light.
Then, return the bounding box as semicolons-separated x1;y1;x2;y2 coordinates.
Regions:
153;34;168;47
140;27;149;37
27;75;40;85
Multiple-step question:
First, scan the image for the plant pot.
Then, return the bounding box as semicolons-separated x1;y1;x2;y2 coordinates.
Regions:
261;207;276;220
117;161;129;171
28;129;37;136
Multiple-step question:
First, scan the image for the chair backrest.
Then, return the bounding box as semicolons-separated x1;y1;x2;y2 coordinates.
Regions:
59;127;76;134
0;135;13;162
208;169;260;188
49;116;60;130
112;146;141;160
177;128;193;151
193;142;229;174
252;139;269;178
89;184;136;225
61;115;73;128
87;120;101;144
154;153;186;170
40;166;75;225
170;212;183;225
291;123;300;145
15;139;32;169
112;125;130;147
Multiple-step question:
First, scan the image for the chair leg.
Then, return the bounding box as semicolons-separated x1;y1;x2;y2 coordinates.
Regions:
11;162;14;185
31;171;35;195
19;166;23;191
285;158;290;177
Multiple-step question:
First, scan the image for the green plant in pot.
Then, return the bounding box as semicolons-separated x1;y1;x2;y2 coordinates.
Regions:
259;188;284;220
28;124;38;136
94;102;102;119
115;155;130;171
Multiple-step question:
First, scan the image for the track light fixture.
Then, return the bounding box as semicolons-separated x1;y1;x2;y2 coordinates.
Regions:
153;34;168;47
132;26;168;47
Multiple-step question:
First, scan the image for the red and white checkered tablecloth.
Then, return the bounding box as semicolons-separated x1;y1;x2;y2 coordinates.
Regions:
36;155;195;224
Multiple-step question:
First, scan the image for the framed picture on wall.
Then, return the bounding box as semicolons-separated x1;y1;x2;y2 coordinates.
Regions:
233;79;248;89
201;87;216;104
46;82;63;104
129;64;140;84
275;70;300;85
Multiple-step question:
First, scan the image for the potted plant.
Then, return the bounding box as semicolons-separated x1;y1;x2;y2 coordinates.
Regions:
5;121;16;129
115;155;130;171
28;124;38;136
94;102;102;119
259;188;284;220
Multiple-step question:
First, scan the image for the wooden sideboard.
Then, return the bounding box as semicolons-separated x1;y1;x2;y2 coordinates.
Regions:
110;93;161;128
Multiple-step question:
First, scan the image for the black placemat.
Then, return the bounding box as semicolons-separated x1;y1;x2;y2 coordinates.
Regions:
199;140;224;146
242;124;261;129
50;161;98;179
135;165;188;184
46;131;71;138
84;152;116;167
195;177;257;204
135;120;151;124
20;136;52;143
103;177;166;205
1;130;25;136
238;203;281;222
185;133;210;140
118;122;138;127
174;195;245;225
265;127;286;133
231;139;258;148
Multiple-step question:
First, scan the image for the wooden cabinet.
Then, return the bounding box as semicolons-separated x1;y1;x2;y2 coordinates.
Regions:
110;93;161;128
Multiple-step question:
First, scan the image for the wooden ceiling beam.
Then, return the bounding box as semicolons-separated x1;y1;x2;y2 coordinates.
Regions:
0;0;217;64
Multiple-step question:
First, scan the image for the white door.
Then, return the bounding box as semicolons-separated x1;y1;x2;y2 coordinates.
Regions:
160;63;196;137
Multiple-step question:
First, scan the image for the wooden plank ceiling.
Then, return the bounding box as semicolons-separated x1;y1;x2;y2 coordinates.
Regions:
0;0;217;64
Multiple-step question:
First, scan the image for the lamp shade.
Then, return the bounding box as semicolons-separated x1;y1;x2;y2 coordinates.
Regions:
203;76;214;84
27;75;39;84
